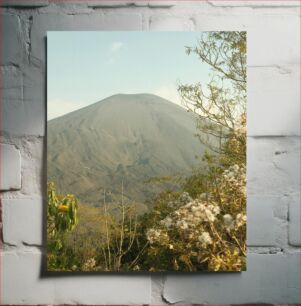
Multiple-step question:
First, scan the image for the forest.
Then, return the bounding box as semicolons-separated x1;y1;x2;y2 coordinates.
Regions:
47;31;247;272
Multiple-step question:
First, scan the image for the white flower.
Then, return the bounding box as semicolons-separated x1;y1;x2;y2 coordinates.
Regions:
82;258;96;271
198;232;212;247
223;214;233;225
232;164;240;172
205;209;215;222
212;206;220;215
236;213;247;227
223;214;234;230
160;217;172;228
147;228;163;244
176;220;189;230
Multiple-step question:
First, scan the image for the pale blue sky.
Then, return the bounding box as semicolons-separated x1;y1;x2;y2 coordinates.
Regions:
47;31;211;120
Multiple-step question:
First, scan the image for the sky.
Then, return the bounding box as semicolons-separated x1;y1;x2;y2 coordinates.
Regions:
47;32;211;120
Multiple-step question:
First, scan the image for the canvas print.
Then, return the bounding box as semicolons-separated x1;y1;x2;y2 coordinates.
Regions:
47;31;246;272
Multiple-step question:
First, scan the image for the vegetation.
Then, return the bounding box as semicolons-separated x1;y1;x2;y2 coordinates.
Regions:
47;182;78;270
47;31;246;272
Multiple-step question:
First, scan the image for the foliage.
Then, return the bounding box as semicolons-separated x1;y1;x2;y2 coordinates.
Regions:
98;187;139;271
145;164;246;271
143;31;247;271
178;31;246;164
47;182;78;270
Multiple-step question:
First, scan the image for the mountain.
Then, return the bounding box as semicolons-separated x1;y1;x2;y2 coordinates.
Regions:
47;93;206;210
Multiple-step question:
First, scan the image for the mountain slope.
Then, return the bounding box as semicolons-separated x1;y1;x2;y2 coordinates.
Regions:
47;93;205;209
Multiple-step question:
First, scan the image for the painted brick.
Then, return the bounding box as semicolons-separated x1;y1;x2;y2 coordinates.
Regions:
22;65;46;136
0;0;49;6
1;66;23;135
149;15;195;31
2;198;43;246
151;274;164;304
2;64;45;136
247;14;299;67
248;66;300;136
31;13;142;65
0;143;21;191
207;0;300;7
1;65;23;135
148;1;175;7
86;1;148;7
0;66;22;102
247;137;299;197
247;196;277;246
193;11;300;67
67;0;176;7
288;193;300;246
163;253;300;304
1;13;24;65
1;251;151;304
1;251;54;304
20;138;44;196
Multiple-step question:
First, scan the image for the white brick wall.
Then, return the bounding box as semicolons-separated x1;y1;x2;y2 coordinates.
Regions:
0;143;21;191
2;198;43;246
162;253;300;304
0;0;300;304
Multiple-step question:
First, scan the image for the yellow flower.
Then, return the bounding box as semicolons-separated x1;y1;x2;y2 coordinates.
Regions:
58;204;68;213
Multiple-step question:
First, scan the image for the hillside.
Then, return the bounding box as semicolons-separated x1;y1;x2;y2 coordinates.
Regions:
47;93;206;210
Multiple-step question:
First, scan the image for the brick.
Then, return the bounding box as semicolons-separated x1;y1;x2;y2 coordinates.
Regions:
0;143;21;191
1;251;151;304
1;13;24;65
151;274;164;304
2;198;43;246
288;193;300;246
2;251;54;304
74;0;175;7
163;253;300;304
2;65;45;136
0;0;49;6
247;14;299;67
193;11;300;67
22;65;46;136
86;1;148;7
247;137;299;197
247;196;277;246
1;66;23;134
149;15;195;31
20;138;44;196
207;0;300;7
148;1;175;7
0;66;22;102
31;13;142;65
248;66;300;136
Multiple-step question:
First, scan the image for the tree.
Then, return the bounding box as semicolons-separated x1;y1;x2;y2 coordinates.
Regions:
142;32;247;272
178;31;246;165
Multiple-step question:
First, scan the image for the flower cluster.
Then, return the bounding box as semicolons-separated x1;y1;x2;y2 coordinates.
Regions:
145;163;246;271
197;232;213;247
147;194;221;247
222;212;247;231
146;228;169;244
236;213;247;227
82;258;96;271
221;164;246;198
